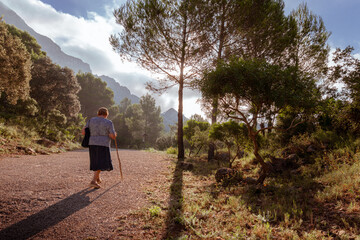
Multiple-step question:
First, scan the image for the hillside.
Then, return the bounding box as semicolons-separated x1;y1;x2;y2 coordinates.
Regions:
98;75;140;104
0;1;91;73
161;108;189;132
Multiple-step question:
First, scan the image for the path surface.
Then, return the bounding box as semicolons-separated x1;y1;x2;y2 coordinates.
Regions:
0;149;169;239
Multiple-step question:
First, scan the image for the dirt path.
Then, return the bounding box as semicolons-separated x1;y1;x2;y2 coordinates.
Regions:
0;149;169;240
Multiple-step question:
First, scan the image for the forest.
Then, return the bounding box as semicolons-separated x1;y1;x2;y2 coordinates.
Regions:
1;0;360;238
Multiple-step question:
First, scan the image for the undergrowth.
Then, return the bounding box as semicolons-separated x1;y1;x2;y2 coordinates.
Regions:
126;147;360;239
0;122;80;157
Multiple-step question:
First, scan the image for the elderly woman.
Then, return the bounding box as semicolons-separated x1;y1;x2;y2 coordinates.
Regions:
82;107;117;188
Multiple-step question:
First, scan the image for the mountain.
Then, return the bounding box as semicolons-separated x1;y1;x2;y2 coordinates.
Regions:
161;108;189;132
0;1;91;73
97;75;140;104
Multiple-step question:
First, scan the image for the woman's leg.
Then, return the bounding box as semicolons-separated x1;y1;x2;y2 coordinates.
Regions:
90;170;101;188
93;170;101;182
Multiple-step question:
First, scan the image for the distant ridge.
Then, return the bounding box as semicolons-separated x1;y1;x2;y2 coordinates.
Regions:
97;75;140;104
0;1;91;73
161;108;189;132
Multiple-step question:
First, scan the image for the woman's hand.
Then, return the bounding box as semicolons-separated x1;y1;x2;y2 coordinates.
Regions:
109;132;117;140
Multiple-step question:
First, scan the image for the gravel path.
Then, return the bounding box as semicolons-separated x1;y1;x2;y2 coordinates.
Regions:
0;149;169;240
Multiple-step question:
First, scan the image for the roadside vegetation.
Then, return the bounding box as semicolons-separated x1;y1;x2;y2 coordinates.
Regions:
120;149;360;239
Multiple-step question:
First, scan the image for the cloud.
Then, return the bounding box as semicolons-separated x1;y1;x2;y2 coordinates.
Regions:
1;0;134;74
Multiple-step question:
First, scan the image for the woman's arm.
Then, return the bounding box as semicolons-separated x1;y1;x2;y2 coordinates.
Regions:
109;132;117;140
81;127;85;136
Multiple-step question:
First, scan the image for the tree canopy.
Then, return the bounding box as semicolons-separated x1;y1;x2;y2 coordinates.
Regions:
77;72;115;119
0;20;32;105
31;56;81;117
140;94;163;146
111;0;210;159
201;57;319;182
6;23;46;60
290;3;330;78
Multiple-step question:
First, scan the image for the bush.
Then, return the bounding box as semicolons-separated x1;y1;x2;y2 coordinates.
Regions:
312;129;339;148
166;146;177;155
0;123;18;139
156;135;176;150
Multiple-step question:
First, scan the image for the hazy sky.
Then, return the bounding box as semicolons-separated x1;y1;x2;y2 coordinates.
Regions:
1;0;359;118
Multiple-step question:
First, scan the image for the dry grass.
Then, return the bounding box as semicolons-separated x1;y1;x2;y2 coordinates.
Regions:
123;154;360;239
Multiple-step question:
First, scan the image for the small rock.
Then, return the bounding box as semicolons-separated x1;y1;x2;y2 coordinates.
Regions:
215;168;235;183
25;148;36;155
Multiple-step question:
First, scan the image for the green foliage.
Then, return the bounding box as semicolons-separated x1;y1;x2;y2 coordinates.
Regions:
312;129;339;148
119;98;132;114
156;134;176;151
31;57;81;117
0;123;19;139
201;58;320;181
236;0;297;62
202;58;317;112
275;106;316;145
0;94;38;118
209;120;248;167
184;119;209;141
77;72;115;119
112;113;131;148
290;3;330;77
0;20;84;147
111;94;163;149
6;23;46;60
148;205;162;217
125;103;144;145
166;146;178;155
0;20;32;104
183;119;209;156
140;94;164;147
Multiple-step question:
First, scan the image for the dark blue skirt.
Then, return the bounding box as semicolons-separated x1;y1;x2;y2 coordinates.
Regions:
89;145;113;171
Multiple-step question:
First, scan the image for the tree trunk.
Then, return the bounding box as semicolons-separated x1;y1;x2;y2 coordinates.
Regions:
250;131;273;184
178;80;184;160
207;99;217;161
177;12;187;161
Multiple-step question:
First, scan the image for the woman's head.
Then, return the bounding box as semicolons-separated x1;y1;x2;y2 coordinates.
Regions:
97;107;109;117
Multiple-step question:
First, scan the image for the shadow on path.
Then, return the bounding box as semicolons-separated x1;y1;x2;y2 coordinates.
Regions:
162;160;185;239
0;182;122;240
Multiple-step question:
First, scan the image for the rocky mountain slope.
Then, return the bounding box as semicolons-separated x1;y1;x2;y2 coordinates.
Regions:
0;1;91;73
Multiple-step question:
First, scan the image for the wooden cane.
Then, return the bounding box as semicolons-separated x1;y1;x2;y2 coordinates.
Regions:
114;138;123;180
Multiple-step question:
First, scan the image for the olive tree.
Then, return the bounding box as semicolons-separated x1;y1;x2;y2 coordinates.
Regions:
201;58;318;183
183;119;209;157
209;120;248;168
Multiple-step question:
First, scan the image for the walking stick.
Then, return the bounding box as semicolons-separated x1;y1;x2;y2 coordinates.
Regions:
114;138;123;180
